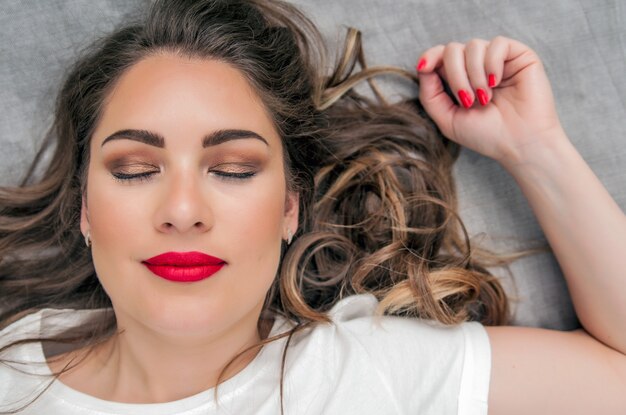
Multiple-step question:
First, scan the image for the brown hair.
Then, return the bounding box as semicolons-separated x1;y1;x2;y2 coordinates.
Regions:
0;0;520;413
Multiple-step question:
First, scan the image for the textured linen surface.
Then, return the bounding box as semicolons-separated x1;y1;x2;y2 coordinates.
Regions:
1;0;625;329
0;294;490;415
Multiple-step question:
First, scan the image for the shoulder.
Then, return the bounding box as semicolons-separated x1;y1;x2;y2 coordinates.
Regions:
1;308;95;347
315;293;486;352
0;309;47;348
0;309;50;411
282;294;491;414
0;308;103;411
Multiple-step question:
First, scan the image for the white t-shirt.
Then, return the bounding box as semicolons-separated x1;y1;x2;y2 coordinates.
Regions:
0;294;490;414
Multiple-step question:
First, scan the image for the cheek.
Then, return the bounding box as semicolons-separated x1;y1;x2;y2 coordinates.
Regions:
85;175;152;293
217;178;286;262
217;187;285;310
87;184;147;253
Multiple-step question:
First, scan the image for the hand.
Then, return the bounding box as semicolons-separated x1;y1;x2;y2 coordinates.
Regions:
417;36;566;168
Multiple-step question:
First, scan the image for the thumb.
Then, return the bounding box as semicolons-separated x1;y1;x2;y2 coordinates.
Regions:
418;72;457;138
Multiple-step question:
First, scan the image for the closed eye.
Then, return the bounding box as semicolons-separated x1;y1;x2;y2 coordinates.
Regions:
111;170;256;183
111;171;158;183
210;170;256;181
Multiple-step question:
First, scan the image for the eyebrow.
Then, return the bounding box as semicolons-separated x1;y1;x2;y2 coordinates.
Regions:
100;128;269;148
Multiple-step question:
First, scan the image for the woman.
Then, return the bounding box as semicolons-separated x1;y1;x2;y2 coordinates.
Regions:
0;0;624;413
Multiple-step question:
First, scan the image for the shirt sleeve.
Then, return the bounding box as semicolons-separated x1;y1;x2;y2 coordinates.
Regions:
328;294;492;415
457;322;491;415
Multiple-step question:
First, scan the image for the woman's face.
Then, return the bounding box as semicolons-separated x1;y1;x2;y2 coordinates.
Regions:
81;54;298;339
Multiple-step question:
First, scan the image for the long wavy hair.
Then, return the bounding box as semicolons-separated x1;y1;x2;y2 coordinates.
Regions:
0;0;523;413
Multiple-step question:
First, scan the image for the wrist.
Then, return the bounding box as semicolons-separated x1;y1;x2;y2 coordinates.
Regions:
499;127;573;178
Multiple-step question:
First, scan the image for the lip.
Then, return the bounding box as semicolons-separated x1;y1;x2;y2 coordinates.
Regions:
142;251;226;283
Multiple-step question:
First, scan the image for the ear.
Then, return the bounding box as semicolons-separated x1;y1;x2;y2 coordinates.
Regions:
284;190;300;236
80;195;90;236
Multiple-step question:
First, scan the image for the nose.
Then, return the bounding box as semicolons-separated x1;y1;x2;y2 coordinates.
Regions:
153;172;212;234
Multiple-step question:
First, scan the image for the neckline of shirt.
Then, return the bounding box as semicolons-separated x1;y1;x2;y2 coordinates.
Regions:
27;308;293;414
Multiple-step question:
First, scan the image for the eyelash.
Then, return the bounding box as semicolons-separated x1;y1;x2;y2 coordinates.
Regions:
111;170;256;183
212;171;256;181
112;171;156;183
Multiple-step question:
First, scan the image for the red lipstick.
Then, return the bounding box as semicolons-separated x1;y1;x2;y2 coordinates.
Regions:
142;251;225;282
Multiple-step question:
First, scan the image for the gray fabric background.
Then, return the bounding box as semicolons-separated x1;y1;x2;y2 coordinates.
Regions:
1;0;624;329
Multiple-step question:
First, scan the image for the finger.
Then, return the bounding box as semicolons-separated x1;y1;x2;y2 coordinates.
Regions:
443;42;475;109
417;44;453;87
418;71;457;138
485;36;538;87
435;65;450;85
465;38;491;106
484;36;508;88
416;44;445;73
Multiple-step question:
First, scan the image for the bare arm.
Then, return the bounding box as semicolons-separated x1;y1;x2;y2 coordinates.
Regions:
487;326;626;414
417;36;626;413
504;129;626;353
488;127;626;413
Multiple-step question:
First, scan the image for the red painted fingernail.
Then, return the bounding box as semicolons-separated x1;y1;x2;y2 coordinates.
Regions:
476;88;489;106
488;73;496;88
457;89;473;109
417;58;427;71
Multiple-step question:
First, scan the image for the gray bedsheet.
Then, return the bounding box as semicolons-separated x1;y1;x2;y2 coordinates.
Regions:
1;0;624;329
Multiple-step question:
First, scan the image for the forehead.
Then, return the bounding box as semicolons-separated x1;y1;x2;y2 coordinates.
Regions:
94;54;280;147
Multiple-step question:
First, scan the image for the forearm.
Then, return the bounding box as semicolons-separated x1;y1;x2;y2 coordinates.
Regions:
503;130;626;353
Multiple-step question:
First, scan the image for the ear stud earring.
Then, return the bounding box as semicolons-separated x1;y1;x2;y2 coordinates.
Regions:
287;228;293;245
84;231;91;248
